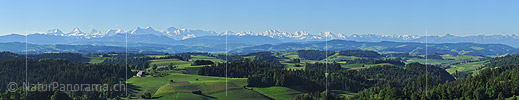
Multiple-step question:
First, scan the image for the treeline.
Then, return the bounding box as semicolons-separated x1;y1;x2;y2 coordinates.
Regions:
101;54;190;70
253;52;279;62
191;60;214;66
85;52;147;58
338;50;381;58
102;57;151;70
211;54;244;62
297;50;334;60
349;64;519;100
176;52;210;56
382;53;417;58
486;54;519;67
424;53;445;60
297;50;385;60
357;63;455;88
371;59;405;67
0;51;90;62
339;58;405;67
0;58;133;99
304;62;342;72
382;52;445;60
198;59;283;77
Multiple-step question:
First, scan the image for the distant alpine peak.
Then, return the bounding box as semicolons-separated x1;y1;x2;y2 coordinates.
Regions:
129;27;162;36
44;29;65;36
72;28;81;32
90;29;99;33
46;29;63;33
69;28;84;35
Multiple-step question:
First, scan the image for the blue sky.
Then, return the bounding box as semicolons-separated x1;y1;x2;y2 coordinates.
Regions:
1;0;518;36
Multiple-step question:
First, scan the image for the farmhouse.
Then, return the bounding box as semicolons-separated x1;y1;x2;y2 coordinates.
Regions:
135;71;146;77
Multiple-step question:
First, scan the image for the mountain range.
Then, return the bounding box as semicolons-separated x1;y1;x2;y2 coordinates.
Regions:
1;26;518;47
0;26;518;55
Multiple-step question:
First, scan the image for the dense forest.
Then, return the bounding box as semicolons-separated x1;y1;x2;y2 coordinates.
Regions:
0;51;90;62
486;55;519;67
210;54;244;62
338;50;381;58
304;62;342;72
297;50;334;60
348;64;519;100
191;60;214;66
0;58;133;99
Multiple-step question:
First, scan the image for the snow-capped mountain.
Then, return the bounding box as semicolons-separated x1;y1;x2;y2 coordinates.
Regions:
43;29;65;36
163;27;218;40
128;27;163;36
1;26;519;47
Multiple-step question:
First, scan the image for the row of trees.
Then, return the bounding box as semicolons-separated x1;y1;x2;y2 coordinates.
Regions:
191;60;214;66
297;50;334;60
0;51;90;62
337;58;405;67
338;50;381;58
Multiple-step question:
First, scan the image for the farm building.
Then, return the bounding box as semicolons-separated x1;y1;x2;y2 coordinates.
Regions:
135;71;146;77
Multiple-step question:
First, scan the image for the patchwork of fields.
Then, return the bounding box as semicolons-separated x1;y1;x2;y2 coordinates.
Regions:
118;52;491;99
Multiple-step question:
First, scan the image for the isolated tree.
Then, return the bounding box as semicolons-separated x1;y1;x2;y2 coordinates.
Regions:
152;64;158;71
143;62;150;69
168;63;173;70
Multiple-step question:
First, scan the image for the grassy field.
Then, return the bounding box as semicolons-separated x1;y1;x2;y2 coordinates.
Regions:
143;73;269;100
280;52;299;59
88;57;108;64
126;73;222;98
441;54;483;61
341;64;364;68
344;63;394;70
445;61;486;74
191;55;225;63
127;72;263;100
405;54;484;65
405;58;449;64
122;52;503;100
149;59;192;68
147;55;169;58
254;86;302;100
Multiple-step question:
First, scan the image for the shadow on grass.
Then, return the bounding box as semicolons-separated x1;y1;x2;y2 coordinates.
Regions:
127;83;142;95
194;93;217;99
